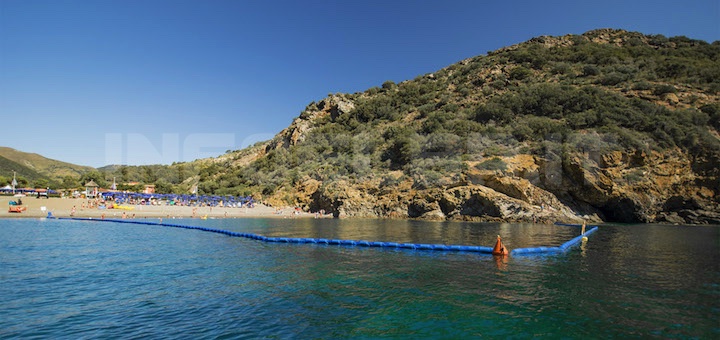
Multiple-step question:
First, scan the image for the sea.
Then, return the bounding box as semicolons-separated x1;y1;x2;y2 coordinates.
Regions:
0;218;718;339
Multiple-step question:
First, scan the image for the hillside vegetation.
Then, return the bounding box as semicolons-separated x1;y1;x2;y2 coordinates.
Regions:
0;147;95;189
192;29;718;224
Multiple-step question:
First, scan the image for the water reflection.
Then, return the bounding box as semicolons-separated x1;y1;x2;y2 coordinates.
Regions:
209;218;584;249
494;255;509;271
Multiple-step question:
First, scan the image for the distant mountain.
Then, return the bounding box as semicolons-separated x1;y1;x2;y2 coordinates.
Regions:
191;29;719;224
0;147;94;182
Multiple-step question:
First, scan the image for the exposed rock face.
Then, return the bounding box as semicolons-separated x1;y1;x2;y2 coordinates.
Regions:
265;95;355;152
278;149;719;224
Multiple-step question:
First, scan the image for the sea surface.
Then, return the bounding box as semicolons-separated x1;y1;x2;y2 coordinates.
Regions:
0;218;718;339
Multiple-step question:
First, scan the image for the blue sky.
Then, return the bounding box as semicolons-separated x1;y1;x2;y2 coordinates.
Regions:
1;0;718;167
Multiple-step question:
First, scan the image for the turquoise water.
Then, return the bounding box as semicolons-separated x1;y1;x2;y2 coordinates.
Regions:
0;218;718;338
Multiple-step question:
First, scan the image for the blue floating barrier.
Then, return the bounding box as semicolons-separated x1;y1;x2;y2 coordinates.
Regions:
63;218;598;257
479;246;494;253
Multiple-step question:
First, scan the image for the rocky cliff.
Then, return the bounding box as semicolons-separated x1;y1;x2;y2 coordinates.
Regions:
284;134;719;224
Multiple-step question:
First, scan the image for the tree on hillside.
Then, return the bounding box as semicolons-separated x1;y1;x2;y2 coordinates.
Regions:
15;176;29;188
142;166;158;183
383;127;422;169
60;176;81;189
33;178;49;189
79;171;107;188
120;166;130;182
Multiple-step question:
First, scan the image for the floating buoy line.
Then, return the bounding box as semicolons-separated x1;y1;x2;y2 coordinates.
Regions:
51;216;598;256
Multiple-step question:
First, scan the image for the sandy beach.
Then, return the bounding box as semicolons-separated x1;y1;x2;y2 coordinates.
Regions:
1;196;324;219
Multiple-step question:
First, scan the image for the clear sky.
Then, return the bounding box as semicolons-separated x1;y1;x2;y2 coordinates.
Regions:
1;0;718;167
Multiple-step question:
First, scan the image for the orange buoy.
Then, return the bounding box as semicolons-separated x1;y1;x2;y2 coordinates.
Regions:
492;235;509;256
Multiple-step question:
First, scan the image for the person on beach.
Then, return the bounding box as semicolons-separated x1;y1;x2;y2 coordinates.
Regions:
70;206;76;217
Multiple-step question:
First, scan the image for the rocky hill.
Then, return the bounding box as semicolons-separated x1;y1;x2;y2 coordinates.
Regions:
197;29;720;224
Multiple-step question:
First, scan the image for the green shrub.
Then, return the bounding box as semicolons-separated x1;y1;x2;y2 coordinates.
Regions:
509;66;532;80
476;157;507;171
382;128;422;169
474;102;514;123
382;80;396;90
582;64;600;76
632;81;652;90
700;103;720;130
599;72;628;85
653;84;677;95
551;62;572;75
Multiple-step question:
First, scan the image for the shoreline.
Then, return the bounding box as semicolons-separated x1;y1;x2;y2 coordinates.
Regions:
1;197;327;219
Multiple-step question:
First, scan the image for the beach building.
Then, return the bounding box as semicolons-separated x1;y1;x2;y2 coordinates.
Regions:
84;180;99;198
